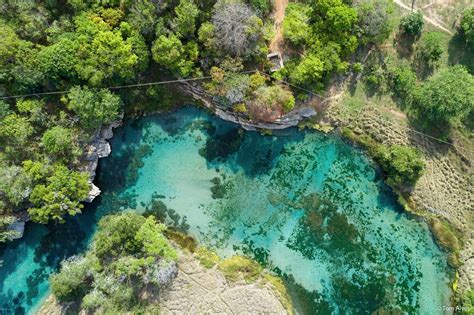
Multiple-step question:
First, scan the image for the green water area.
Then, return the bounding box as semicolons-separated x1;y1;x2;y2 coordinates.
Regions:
0;107;452;314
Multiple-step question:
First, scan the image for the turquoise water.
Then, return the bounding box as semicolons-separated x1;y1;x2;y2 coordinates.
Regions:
0;107;451;314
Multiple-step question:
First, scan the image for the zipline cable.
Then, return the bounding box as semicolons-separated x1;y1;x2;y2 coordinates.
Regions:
0;70;472;155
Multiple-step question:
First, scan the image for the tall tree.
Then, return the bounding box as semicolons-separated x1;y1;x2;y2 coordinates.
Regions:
66;86;122;130
414;65;474;125
29;164;89;223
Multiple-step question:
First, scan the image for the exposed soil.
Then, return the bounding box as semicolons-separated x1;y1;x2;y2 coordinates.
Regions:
269;0;289;52
393;0;456;34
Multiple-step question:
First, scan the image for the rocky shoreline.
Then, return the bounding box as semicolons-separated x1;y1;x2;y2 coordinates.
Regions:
7;117;123;240
80;116;123;203
37;250;291;314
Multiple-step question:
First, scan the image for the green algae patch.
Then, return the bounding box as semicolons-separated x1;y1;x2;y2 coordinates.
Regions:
263;274;294;315
218;256;263;283
195;247;220;268
429;218;462;268
165;229;198;253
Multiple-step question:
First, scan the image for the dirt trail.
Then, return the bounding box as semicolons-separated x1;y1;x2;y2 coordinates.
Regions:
269;0;289;52
393;0;454;35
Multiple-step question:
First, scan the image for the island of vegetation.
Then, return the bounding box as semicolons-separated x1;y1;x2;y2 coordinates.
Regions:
0;0;472;313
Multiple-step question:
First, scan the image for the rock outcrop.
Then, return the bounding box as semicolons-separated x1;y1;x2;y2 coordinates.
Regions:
158;252;290;314
81;117;123;202
179;82;317;131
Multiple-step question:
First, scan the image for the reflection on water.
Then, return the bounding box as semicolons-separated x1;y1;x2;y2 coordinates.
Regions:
0;107;451;314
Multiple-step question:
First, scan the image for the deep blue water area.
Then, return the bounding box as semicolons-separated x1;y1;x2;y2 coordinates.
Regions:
0;107;452;314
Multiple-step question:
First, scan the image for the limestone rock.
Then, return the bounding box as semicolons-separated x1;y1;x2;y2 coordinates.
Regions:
8;220;25;240
85;183;101;203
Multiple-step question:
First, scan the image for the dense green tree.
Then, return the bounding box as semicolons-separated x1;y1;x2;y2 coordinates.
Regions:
355;0;395;44
41;126;76;157
413;65;474;125
198;22;218;52
0;113;34;147
38;36;79;84
135;216;178;261
375;145;425;188
50;256;92;302
28;164;89;223
127;0;163;36
66;86;122;130
0;165;33;206
173;0;199;38
51;213;178;311
16;99;47;126
0;101;10;119
93;213;146;261
416;32;444;66
249;0;272;16
0;24;43;92
151;34;199;77
290;54;325;86
461;8;474;46
400;11;424;38
282;3;312;45
72;11;148;86
0;1;51;42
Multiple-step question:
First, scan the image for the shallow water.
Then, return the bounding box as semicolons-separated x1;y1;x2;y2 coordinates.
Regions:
0;107;451;314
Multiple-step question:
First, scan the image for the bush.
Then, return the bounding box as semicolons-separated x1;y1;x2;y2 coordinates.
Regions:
413;65;474;125
416;32;444;66
400;11;424;38
375;145;425;188
50;256;91;302
41;126;75;156
247;85;295;122
461;8;474;46
390;64;417;99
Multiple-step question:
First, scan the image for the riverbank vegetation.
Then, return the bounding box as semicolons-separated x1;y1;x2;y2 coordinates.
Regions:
0;0;472;311
326;3;473;309
50;213;177;313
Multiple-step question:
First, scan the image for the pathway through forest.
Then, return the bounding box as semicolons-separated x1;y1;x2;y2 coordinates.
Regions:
269;0;288;52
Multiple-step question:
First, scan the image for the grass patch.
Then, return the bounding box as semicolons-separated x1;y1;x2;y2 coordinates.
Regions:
195;247;220;268
429;218;463;268
218;255;263;283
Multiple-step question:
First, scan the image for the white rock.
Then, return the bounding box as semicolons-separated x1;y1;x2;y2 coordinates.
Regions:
85;183;101;203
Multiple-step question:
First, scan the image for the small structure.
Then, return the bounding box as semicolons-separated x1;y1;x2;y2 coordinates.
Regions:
267;52;284;72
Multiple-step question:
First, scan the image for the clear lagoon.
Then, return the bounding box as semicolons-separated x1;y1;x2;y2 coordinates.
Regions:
0;107;452;314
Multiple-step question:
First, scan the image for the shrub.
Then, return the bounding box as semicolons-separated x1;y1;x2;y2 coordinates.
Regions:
461;8;474;46
400;11;424;38
416;32;444;66
390;64;417;99
50;256;91;302
413;65;474;125
376;145;425;188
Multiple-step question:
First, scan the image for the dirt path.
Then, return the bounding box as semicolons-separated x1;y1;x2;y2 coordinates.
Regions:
269;0;289;52
393;0;454;35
